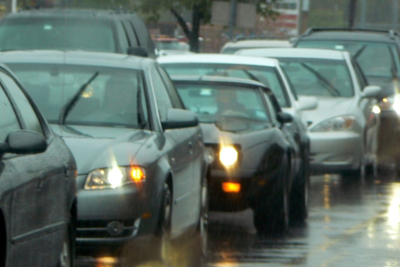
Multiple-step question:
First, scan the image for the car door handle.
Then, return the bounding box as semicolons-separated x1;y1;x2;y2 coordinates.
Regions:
188;142;193;155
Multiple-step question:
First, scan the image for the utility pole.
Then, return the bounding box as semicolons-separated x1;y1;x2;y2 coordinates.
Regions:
392;0;398;30
348;0;357;28
229;0;237;40
360;0;366;28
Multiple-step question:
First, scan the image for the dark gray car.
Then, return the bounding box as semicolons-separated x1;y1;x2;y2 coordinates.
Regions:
0;50;209;263
0;63;77;266
0;8;156;58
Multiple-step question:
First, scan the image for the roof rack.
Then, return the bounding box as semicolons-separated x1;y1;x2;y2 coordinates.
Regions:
303;28;399;39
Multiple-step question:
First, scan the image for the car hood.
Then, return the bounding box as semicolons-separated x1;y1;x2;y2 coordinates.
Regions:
200;123;270;150
366;76;397;98
301;97;357;128
51;125;150;174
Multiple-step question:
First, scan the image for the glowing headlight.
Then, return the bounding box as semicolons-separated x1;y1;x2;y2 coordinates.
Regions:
84;166;146;190
392;96;400;115
310;116;356;132
219;146;238;167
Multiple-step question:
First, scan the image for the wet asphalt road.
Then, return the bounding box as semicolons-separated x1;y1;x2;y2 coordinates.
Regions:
76;171;400;267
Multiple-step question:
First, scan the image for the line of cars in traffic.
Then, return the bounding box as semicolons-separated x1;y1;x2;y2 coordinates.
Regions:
0;6;394;266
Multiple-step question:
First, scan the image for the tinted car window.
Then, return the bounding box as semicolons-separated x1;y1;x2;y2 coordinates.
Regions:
117;22;129;53
122;20;139;47
0;87;20;141
0;18;116;52
162;63;290;108
0;72;43;135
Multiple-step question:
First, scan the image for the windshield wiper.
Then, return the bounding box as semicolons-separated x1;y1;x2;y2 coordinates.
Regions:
58;72;99;125
300;63;341;96
354;45;367;59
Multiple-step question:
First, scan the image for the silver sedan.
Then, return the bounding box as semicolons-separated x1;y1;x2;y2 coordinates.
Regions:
237;48;381;178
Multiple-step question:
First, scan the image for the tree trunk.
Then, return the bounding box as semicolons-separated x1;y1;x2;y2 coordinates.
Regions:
348;0;357;28
190;4;202;52
170;4;203;52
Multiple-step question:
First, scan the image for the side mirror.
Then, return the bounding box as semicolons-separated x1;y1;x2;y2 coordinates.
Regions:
127;47;148;57
277;112;293;124
297;96;318;111
362;85;381;99
161;109;199;130
0;131;47;155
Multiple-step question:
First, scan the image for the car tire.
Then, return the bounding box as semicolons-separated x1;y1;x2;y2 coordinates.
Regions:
253;155;289;234
289;150;309;223
198;178;209;266
157;183;173;265
58;220;74;267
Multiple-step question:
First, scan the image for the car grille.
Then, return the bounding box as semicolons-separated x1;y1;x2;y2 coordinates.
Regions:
77;219;137;239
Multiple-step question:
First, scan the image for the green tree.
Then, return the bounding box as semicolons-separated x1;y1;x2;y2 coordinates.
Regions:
135;0;280;52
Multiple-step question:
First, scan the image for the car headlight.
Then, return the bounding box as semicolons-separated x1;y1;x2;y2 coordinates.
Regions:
84;166;146;190
379;96;395;110
219;146;238;167
310;116;356;132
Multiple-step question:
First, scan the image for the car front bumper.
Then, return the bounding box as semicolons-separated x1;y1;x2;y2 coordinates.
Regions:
209;167;280;211
75;175;158;252
309;131;363;174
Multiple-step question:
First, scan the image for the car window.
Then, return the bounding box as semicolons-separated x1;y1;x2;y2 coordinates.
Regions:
162;63;290;107
157;66;184;109
122;20;139;47
351;59;368;90
0;87;20;142
8;63;147;128
0;18;116;52
150;67;174;121
263;92;278;125
116;22;130;53
297;40;400;78
174;82;270;126
0;72;44;135
279;58;354;97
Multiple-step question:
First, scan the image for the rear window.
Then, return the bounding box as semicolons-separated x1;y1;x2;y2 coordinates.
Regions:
0;18;116;53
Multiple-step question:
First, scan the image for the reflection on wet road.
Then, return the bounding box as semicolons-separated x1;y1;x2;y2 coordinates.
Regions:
76;172;400;267
207;172;400;267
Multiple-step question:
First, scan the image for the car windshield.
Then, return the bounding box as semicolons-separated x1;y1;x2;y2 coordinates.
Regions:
162;63;291;107
7;63;146;128
0;18;116;52
278;58;354;97
174;82;270;127
156;41;187;51
297;40;400;78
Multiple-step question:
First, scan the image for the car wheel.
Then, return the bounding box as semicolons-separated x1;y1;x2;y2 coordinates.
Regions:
198;178;209;264
58;221;74;267
157;183;173;265
253;155;289;234
289;151;309;223
341;160;366;180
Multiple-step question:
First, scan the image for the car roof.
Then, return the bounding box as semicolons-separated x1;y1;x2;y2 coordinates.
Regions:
170;75;268;89
6;8;137;20
0;50;152;69
222;39;291;48
157;53;279;67
236;48;348;60
297;28;399;43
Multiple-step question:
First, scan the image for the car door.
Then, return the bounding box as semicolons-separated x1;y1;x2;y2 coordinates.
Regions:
157;66;204;220
150;66;197;234
0;71;67;264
